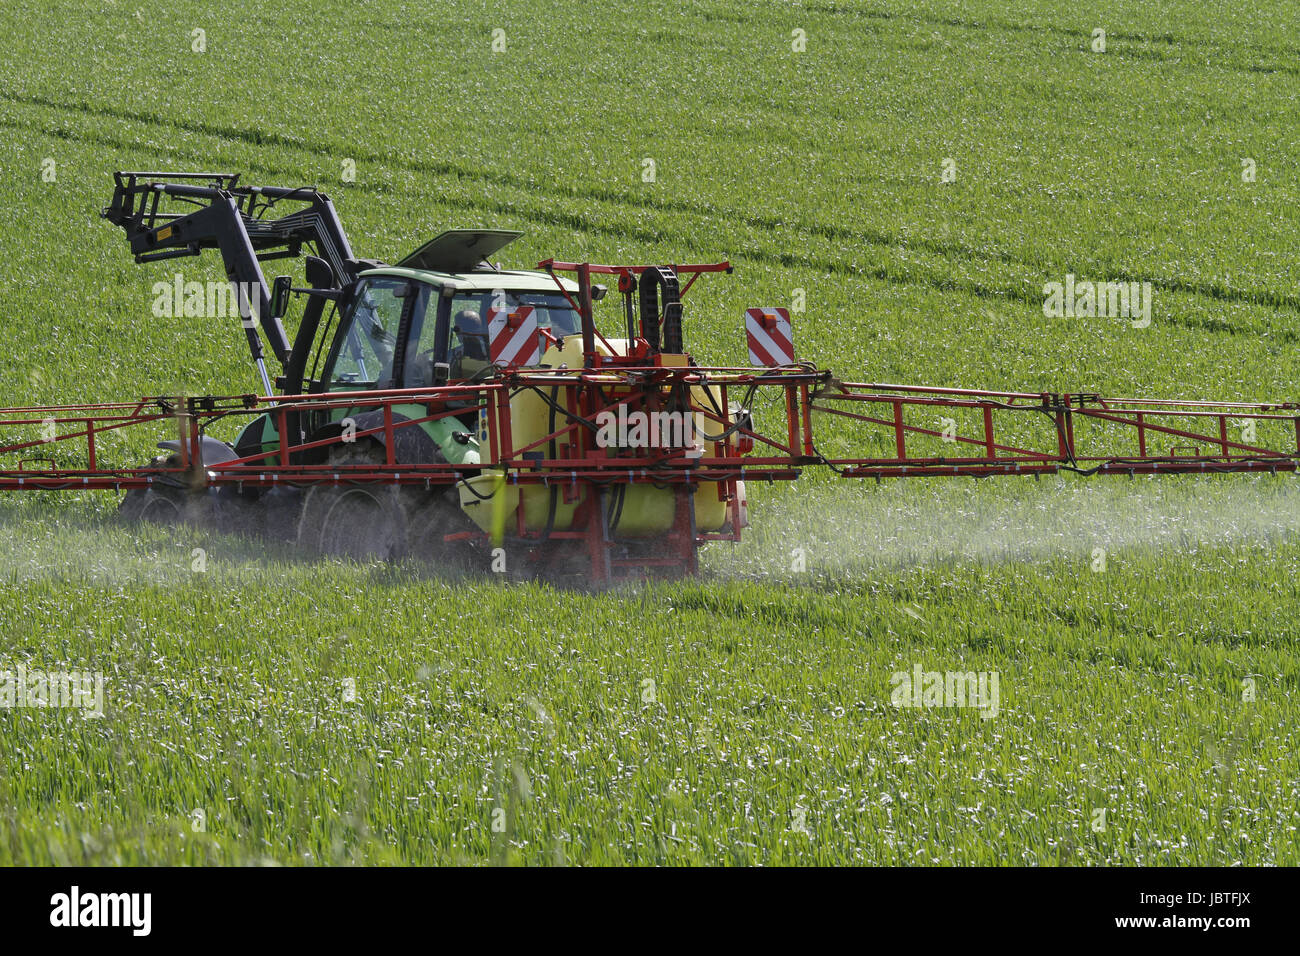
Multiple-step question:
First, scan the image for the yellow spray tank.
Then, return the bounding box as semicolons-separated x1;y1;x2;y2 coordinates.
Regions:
457;336;732;537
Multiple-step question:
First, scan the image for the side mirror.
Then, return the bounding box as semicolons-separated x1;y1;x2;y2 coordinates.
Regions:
591;283;608;301
270;275;292;320
304;255;336;290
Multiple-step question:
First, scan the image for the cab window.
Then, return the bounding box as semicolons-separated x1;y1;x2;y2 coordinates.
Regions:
325;278;430;390
326;278;405;389
445;290;581;378
402;285;444;387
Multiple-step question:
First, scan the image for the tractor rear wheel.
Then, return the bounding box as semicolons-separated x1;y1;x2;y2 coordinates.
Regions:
295;446;409;560
296;444;489;571
304;485;407;560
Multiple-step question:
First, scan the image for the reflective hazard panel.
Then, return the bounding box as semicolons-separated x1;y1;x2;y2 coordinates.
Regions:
487;305;540;366
744;307;794;366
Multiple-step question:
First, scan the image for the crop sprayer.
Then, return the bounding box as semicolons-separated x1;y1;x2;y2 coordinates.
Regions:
1;172;1295;583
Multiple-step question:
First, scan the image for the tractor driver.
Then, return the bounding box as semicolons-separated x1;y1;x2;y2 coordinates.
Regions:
450;309;491;380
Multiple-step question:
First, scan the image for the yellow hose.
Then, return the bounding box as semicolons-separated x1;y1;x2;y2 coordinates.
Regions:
490;469;507;547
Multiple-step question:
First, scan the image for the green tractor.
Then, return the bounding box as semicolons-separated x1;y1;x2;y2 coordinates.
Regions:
105;172;593;564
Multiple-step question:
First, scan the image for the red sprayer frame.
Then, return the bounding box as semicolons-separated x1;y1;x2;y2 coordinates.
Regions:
2;376;1296;514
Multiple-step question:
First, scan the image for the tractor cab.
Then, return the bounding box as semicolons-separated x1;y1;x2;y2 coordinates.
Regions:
260;235;594;472
315;269;586;394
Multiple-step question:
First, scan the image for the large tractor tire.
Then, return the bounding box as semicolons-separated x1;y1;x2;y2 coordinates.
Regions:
295;445;410;560
294;443;480;571
297;442;496;574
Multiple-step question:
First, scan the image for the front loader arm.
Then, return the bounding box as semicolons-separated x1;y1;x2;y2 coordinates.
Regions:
101;172;359;391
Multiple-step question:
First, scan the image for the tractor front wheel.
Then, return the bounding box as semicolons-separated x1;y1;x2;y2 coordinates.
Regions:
118;456;189;525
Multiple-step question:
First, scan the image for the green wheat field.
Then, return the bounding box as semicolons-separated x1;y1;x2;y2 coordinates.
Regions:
0;0;1296;864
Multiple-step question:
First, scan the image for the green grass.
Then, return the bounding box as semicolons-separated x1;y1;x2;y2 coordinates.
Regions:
0;0;1297;864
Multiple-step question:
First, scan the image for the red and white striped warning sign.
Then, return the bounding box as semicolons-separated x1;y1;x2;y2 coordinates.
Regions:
487;305;540;367
745;307;794;367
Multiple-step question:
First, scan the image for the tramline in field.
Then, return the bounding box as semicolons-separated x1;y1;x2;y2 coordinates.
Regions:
1;172;1296;582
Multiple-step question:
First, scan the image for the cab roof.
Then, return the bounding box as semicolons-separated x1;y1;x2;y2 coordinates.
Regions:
358;265;580;294
398;229;522;272
365;229;579;293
